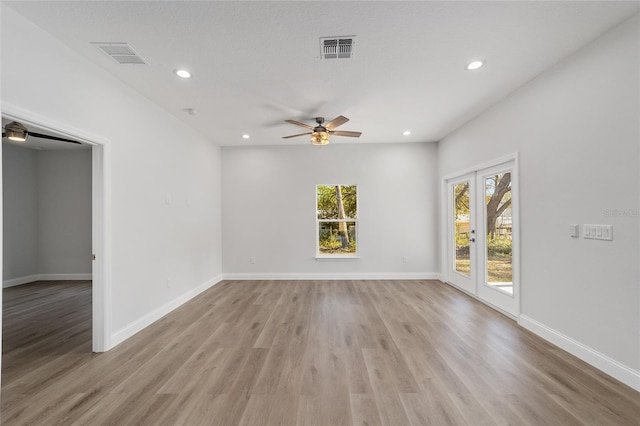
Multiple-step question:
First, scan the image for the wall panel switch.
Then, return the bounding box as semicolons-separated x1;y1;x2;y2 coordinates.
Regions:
583;224;613;241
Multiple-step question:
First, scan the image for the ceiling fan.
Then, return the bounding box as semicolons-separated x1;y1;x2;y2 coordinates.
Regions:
283;115;361;145
2;121;81;144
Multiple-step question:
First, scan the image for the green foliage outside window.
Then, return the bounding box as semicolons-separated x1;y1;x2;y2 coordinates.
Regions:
317;185;357;219
317;185;357;255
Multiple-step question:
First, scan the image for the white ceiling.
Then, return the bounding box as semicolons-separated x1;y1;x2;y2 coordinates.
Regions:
4;1;639;147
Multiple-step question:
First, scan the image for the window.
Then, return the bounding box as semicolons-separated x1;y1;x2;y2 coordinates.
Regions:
316;185;357;256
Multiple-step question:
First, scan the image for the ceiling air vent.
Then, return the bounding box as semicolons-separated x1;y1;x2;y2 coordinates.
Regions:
91;42;147;65
320;36;355;59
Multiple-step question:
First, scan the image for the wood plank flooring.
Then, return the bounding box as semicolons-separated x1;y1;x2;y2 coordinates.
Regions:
2;279;639;425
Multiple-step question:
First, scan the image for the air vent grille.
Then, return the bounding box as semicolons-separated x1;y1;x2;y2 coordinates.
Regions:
91;42;147;65
320;36;355;59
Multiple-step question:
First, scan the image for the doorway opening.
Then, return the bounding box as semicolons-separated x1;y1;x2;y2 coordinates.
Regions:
1;108;110;379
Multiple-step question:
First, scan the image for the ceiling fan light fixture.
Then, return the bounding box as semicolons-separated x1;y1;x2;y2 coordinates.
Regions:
311;131;330;146
284;115;359;143
5;121;28;142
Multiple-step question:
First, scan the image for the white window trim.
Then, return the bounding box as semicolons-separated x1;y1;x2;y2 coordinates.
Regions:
315;256;362;260
316;184;359;258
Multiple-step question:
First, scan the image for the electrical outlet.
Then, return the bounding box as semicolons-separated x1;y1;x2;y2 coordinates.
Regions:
166;278;172;288
250;256;256;264
402;256;409;263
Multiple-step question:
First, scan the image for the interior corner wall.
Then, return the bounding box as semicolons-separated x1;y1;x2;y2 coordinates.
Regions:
221;142;438;279
36;149;92;276
2;145;91;283
1;5;223;344
2;143;38;281
438;14;639;375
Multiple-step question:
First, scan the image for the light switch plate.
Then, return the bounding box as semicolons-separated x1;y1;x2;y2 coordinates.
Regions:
583;224;613;241
570;224;579;238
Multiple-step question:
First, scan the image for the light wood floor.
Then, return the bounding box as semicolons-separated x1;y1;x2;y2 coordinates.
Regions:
2;280;639;425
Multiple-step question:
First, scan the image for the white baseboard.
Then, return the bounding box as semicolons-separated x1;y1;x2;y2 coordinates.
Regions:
39;273;92;281
519;314;640;392
222;272;441;281
110;275;224;348
3;273;92;288
3;275;41;288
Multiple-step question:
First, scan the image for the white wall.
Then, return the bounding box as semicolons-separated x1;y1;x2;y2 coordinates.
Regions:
438;15;639;381
222;142;438;278
3;145;92;283
2;143;38;280
36;149;92;276
1;6;223;345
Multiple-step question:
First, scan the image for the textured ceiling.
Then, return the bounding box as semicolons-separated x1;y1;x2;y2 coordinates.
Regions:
4;1;639;147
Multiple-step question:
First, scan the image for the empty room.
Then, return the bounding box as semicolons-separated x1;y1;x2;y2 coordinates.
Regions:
1;1;638;425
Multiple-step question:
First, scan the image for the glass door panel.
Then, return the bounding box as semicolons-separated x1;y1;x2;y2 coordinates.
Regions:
454;181;471;277
484;172;513;295
447;174;475;294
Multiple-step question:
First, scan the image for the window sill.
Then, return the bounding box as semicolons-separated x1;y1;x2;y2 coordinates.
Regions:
315;256;361;260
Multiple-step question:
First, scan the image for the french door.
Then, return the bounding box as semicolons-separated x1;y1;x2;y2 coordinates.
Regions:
446;159;519;317
448;173;476;294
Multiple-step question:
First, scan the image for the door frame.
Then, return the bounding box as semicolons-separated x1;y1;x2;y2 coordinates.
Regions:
441;153;520;319
1;103;112;352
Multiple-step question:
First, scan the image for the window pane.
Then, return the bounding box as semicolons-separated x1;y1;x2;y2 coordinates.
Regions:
317;185;357;220
453;181;470;276
318;221;356;255
485;172;513;293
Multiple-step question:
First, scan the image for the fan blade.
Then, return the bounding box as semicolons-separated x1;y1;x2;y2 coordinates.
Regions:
282;132;312;139
330;130;362;138
285;119;314;130
324;115;349;130
29;132;81;144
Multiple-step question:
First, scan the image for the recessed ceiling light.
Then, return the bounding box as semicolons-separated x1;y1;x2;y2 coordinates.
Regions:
466;60;484;70
242;134;250;139
175;69;192;79
403;130;411;136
